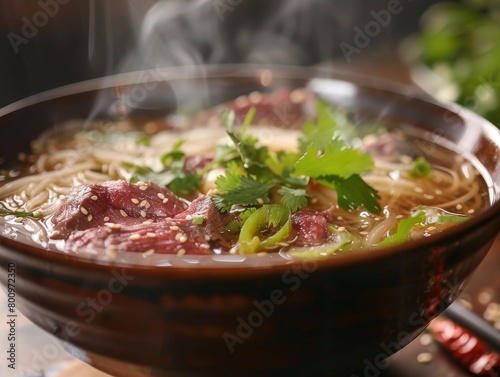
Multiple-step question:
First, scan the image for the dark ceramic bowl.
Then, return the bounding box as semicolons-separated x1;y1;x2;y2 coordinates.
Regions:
1;66;499;377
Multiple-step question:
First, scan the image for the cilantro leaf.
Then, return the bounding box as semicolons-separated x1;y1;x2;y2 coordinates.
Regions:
294;143;374;179
226;127;269;169
212;178;274;213
299;100;339;153
409;157;433;178
130;171;174;187
160;139;186;170
278;186;309;212
317;174;381;214
166;173;202;196
126;138;203;196
123;162;155;175
212;162;274;212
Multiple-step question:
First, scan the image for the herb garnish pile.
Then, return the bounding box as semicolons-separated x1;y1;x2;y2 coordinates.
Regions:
130;101;381;216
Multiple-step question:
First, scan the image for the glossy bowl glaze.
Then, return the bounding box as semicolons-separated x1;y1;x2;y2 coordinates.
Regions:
1;66;499;377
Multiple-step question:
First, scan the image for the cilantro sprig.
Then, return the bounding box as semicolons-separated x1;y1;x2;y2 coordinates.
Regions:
212;162;274;212
127;139;202;196
212;100;381;214
125;99;382;215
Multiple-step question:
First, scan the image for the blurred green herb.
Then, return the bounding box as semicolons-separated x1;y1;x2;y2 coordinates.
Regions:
403;0;500;127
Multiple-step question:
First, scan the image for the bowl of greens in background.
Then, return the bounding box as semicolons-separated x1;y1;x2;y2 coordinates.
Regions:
400;0;500;128
0;66;500;377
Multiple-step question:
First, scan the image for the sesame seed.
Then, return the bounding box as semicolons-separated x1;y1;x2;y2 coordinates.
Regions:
456;204;463;210
140;210;147;218
120;209;128;217
80;207;88;215
427;226;436;231
278;242;289;247
103;217;110;222
235;95;249;107
337;226;346;232
396;215;404;219
414;187;424;193
157;193;165;200
91;195;98;201
185;215;193;221
87;214;93;222
310;198;318;204
131;198;139;204
143;249;155;257
105;223;122;230
14;217;23;223
140;200;148;207
248;91;262;103
419;333;433;346
200;244;210;249
204;235;211;241
360;231;369;235
145;202;151;209
179;235;188;243
416;352;433;364
129;234;142;241
468;209;475;214
257;251;268;257
290;89;305;104
175;233;183;241
146;232;157;238
106;248;117;260
142;220;154;225
163;198;169;204
435;189;443;195
337;216;343;221
139;185;147;191
424;194;434;200
177;248;186;256
169;225;179;231
256;198;264;205
136;181;146;186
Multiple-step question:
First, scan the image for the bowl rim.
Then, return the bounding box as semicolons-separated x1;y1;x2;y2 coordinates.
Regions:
1;64;499;276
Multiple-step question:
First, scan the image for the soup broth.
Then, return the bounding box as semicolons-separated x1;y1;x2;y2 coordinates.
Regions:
0;89;489;264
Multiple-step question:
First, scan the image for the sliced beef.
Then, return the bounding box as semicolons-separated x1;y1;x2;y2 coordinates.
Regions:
185;88;314;129
174;195;237;245
67;219;211;255
51;180;188;238
184;155;213;173
291;210;329;246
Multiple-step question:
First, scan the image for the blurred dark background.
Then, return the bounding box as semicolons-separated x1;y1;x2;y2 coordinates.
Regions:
0;0;446;108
